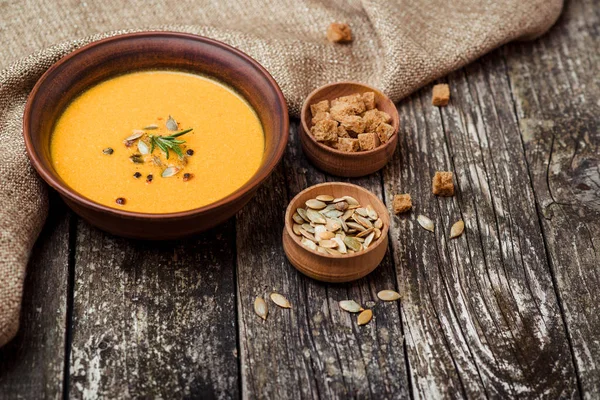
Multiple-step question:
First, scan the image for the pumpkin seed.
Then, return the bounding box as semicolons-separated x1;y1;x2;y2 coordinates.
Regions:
341;209;354;221
344;236;362;252
342;196;359;205
254;297;268;320
306;208;326;224
166;115;178;131
301;237;317;250
355;208;369;217
125;130;145;141
335;201;348;211
346;222;366;231
317;246;329;254
353;214;373;229
363;231;375;248
450;220;465;239
366;205;378;220
137;140;150;155
319;231;335;241
161;166;180;178
292;224;302;235
357;309;373;325
374;218;383;229
319;239;338;248
332;237;347;253
417;215;434;232
299;228;317;242
270;293;292;309
325;218;342;232
313;225;327;240
143;124;158;130
102;147;114;155
320;204;337;213
323;248;339;256
377;290;401;301
373;228;382;239
301;223;315;233
316;194;334;202
355;227;374;238
292;213;304;224
297;208;310;222
339;300;364;313
323;210;343;218
306;199;327;209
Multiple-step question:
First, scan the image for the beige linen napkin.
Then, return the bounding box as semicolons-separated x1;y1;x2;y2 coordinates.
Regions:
0;0;563;346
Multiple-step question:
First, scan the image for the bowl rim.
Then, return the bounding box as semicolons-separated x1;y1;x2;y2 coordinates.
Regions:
284;182;389;259
300;81;399;157
23;31;289;221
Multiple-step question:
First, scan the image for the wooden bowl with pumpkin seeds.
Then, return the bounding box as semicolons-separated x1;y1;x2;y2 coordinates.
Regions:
282;182;389;283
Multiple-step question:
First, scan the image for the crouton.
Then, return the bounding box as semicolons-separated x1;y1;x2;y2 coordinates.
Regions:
337;138;360;152
310;100;329;116
376;122;395;143
393;194;412;214
357;132;380;151
311;119;339;142
432;84;450;107
362;92;376;110
432;171;454;196
327;23;352;43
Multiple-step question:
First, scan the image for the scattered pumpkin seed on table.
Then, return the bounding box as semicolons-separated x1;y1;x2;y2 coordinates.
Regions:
270;293;292;309
377;290;402;301
417;214;435;232
254;297;268;320
293;194;385;254
357;309;373;325
450;220;465;238
339;300;364;313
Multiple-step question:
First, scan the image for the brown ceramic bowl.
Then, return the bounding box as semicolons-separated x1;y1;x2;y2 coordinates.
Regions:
282;182;389;283
300;82;399;177
23;32;288;240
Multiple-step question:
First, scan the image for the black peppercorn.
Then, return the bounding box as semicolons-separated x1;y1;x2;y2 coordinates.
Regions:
116;197;126;205
186;149;194;156
183;173;193;182
147;174;153;183
103;147;114;155
133;172;142;178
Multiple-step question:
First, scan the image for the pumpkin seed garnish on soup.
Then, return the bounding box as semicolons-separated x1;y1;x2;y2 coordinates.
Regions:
166;115;178;131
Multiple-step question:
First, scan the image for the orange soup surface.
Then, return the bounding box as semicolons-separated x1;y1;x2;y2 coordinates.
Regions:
51;70;265;213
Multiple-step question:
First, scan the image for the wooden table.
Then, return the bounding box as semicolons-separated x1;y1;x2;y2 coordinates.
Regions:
1;1;598;398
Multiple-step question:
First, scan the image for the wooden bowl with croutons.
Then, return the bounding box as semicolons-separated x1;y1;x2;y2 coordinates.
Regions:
300;82;399;177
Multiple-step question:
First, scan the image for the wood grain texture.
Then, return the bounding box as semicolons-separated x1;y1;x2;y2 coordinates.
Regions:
382;48;579;399
0;200;71;400
504;0;600;395
235;123;410;399
68;220;240;399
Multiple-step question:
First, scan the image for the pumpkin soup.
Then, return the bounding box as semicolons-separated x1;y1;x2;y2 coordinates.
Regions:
51;70;265;213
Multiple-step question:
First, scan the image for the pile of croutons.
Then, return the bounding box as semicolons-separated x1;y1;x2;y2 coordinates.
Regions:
309;92;395;152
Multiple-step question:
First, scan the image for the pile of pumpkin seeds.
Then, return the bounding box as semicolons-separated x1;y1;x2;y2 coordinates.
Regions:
292;194;384;255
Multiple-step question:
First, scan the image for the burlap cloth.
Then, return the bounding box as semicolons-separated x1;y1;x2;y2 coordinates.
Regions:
0;0;562;347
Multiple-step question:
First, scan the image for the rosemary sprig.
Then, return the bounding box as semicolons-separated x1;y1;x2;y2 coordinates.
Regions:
149;128;193;159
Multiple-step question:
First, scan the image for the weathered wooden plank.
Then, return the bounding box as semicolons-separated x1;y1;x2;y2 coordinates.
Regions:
235;123;410;399
0;199;71;400
383;47;578;396
68;220;239;399
504;0;600;395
